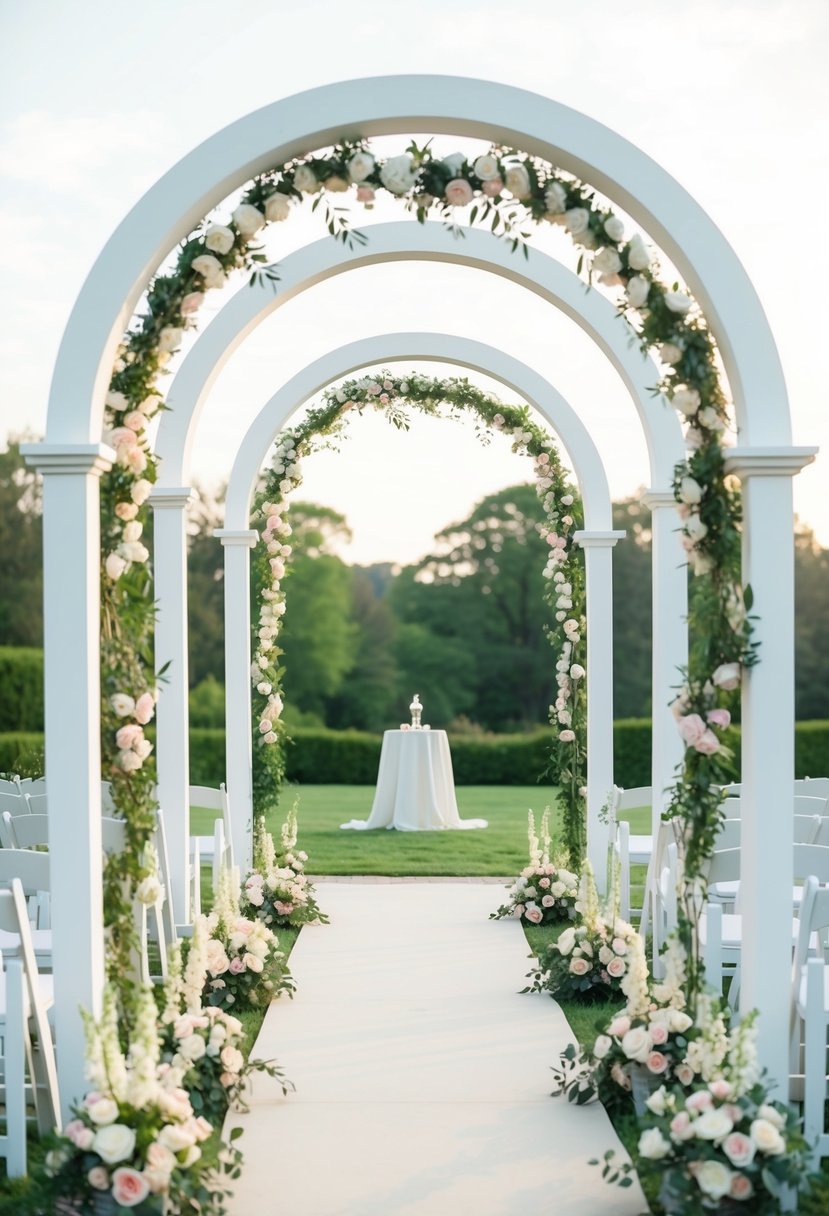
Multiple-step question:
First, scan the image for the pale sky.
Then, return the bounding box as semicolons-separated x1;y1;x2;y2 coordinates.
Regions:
1;0;827;566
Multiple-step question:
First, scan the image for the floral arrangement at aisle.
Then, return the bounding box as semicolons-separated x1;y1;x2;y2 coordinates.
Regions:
40;987;240;1215
197;868;295;1012
523;861;638;1003
250;376;587;866
490;809;578;925
242;807;328;930
159;932;292;1125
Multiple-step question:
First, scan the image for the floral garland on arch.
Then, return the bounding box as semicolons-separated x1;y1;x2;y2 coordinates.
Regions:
82;129;757;1202
250;370;588;866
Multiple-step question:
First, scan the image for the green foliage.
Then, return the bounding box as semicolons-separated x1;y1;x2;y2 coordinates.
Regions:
0;731;44;777
0;438;43;648
0;646;43;731
189;674;226;728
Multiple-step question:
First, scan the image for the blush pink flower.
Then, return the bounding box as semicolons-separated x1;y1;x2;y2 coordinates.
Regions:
115;724;143;750
677;713;707;745
228;957;245;974
111;1167;150;1207
686;1090;713;1112
65;1119;95;1150
445;178;474;207
707;708;731;729
723;1132;756;1168
569;957;590;975
694;729;721;755
646;1051;669;1074
606;957;626;978
649;1023;669;1046
709;1079;733;1099
180;292;204;315
134;692;155;725
356;185;375;203
729;1173;754;1200
670;1111;694;1140
481;178;503;197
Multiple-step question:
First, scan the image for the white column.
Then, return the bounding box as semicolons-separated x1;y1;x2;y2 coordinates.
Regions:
214;529;258;875
641;490;689;831
150;487;197;929
724;446;816;1091
21;442;113;1119
574;529;626;893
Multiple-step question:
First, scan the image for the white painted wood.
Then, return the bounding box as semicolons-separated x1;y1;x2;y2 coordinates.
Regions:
725;446;817;1093
45;77;791;447
214;530;258;875
574;530;626;892
154;223;685;491
150;486;197;926
18;443;111;1120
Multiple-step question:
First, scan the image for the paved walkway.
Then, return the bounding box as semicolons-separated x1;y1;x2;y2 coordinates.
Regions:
226;882;645;1215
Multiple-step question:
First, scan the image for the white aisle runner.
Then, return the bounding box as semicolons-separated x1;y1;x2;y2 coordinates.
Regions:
226;882;645;1216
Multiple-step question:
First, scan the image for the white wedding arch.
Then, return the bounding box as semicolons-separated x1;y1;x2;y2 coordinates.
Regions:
23;76;815;1111
150;220;689;924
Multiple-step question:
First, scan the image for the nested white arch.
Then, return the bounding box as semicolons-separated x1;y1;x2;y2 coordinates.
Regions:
154;222;685;490
26;78;813;1109
46;75;789;444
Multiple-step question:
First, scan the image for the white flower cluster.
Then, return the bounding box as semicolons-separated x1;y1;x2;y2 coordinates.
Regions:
199;867;278;1003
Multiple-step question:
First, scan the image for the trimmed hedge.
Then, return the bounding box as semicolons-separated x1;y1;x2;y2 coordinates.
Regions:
3;722;828;789
0;648;44;732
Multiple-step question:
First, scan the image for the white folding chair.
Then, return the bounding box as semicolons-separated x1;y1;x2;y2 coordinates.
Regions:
794;777;829;800
22;792;47;816
0;878;61;1176
16;778;46;796
2;812;127;856
0;851;52;964
789;875;829;1160
189;783;234;898
608;785;652;924
0;793;30;844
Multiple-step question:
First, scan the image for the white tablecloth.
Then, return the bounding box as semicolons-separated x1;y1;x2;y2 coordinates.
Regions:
340;730;487;831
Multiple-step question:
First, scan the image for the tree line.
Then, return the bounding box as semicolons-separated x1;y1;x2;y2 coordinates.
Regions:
2;437;828;730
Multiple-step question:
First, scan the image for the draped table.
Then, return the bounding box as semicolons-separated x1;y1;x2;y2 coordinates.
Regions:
340;729;487;831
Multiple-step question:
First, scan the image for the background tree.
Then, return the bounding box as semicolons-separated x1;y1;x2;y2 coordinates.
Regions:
0;436;43;647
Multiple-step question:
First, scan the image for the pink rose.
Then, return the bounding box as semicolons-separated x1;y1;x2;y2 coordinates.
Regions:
524;906;543;924
646;1051;669;1074
356;185;375;203
180;291;204;315
115;723;143;751
650;1023;668;1046
88;1166;110;1190
538;877;550;888
65;1119;95;1150
686;1090;713;1111
229;957;245;974
729;1173;753;1200
481;178;503;197
608;1016;631;1037
111;1167;150;1206
670;1111;693;1140
709;1079;733;1099
115;502;139;521
134;692;155;725
606;957;626;978
706;708;731;729
723;1132;756;1168
569;957;590;975
694;729;721;755
610;1062;632;1091
675;1063;695;1087
123;411;145;433
445;178;474;207
541;895;555;908
677;713;707;745
266;514;281;531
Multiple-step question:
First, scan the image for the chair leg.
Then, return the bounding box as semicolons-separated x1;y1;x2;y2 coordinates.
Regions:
5;960;28;1177
802;958;827;1163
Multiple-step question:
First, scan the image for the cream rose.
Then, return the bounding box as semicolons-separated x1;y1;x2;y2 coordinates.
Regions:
473;153;500;181
504;163;531;199
380;154;418;195
264;192;290;223
665;290;693;314
626;275;650;308
569;957;590;975
626;233;651;271
191;253;225;285
564;207;589;235
638;1128;671;1160
93;1123;136;1165
348;151;375;183
750;1118;785;1155
621;1027;652;1063
696;1160;734;1201
204;225;235;255
179;1033;206;1062
293;164;320;194
88;1097;119;1126
693;1108;734;1141
603;214;625;242
673;387;701;417
445;178;474;207
232;203;265;239
157;326;183;353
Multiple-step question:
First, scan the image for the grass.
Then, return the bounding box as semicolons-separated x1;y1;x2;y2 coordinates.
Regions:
194;785;653;877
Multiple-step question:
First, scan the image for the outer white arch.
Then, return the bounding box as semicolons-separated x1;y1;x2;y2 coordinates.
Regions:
155;222;685;489
48;74;789;445
222;333;613;529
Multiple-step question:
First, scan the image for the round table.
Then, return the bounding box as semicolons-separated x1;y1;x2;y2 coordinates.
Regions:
340;729;487;831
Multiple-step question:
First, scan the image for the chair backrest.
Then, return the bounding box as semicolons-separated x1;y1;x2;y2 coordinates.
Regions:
2;814;126;855
25;792;47;816
794;777;829;799
101;782;116;815
153;808;178;944
793;876;829;985
17;777;47;795
794;794;829;817
793;843;829;885
614;785;652;814
189;784;224;813
713;818;741;851
0;848;50;896
0;791;30;820
706;847;741;885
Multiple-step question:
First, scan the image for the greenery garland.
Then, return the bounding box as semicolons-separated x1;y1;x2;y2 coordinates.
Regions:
87;133;753;1189
251;370;586;864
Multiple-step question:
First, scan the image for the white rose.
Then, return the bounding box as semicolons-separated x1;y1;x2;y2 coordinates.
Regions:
696;1160;734;1201
293;163;320;194
665;290;692;314
118;540;149;564
757;1104;786;1131
750;1118;785;1155
441;152;466;176
232;203;265;239
564;207;589;235
672;387;701;418
380;154;418;195
593;1035;612;1060
105;552;127;580
638;1128;671;1160
159;1123;196;1153
626;275;650;308
136;876;161;906
191;253;225;286
264;192;290;222
698;406;726;431
93;1123;136;1165
592;247;622;279
110;693;135;718
179;1033;206;1062
504;163;532;199
712;662;741;691
660;342;683;365
603;215;625;242
685;513;708;542
621;1027;652;1063
557;927;576;956
626;233;651;271
669;1011;693;1034
646;1087;669;1116
204;225;235;255
158;327;183;353
473;153;500;181
348;151;375;183
87;1097;119;1125
122;520;142;543
678;476;702;505
693;1108;734;1140
131;478;152;505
